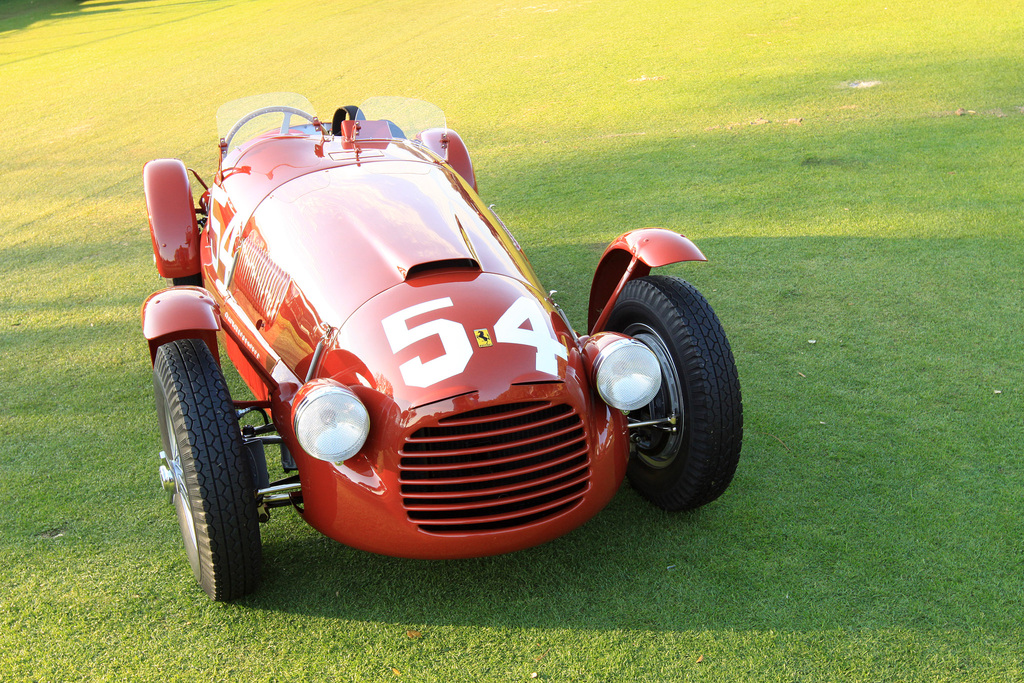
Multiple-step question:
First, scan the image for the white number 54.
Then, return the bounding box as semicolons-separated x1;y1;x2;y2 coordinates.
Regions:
381;296;568;388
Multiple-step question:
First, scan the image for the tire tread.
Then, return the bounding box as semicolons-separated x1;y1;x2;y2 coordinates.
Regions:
154;339;261;601
609;275;743;511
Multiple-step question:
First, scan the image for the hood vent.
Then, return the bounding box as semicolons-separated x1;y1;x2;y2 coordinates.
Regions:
234;234;290;323
405;258;480;280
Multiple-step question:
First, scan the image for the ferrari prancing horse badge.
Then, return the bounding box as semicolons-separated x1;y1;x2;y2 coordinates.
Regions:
474;329;493;347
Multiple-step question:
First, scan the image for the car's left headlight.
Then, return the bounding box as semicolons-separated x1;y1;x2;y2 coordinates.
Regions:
591;337;663;411
293;380;370;464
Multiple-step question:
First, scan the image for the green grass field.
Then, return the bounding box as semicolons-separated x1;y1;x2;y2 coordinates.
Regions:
2;0;1022;680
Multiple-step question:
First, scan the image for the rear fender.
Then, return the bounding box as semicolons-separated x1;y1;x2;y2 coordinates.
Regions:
419;128;477;192
143;158;200;279
587;228;706;334
142;287;220;365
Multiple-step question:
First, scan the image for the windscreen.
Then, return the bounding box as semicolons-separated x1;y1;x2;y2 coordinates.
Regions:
354;97;446;140
216;92;318;147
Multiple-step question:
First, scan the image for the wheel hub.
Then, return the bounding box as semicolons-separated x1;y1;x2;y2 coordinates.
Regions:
625;324;686;470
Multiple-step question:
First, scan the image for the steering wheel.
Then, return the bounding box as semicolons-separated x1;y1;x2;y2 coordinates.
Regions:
222;106;319;151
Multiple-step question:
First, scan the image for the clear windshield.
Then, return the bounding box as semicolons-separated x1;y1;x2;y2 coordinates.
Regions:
216;92;318;148
215;94;447;150
354;97;446;140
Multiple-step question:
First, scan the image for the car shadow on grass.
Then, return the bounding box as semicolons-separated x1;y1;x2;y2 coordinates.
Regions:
238;233;1021;635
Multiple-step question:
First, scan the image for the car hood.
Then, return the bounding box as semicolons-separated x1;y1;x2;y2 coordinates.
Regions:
320;271;580;410
249;157;541;329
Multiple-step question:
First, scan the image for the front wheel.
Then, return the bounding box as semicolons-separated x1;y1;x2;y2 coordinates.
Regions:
607;275;743;510
154;338;262;600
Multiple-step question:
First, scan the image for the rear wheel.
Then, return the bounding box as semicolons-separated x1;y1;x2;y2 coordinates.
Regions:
607;275;742;510
154;338;261;600
171;274;202;287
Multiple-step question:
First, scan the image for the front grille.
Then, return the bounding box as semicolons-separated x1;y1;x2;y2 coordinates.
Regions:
399;400;591;533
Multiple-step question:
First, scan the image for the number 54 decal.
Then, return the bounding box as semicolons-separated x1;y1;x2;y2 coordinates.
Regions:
381;296;568;388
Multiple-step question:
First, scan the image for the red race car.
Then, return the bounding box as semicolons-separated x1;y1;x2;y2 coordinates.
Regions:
141;94;742;600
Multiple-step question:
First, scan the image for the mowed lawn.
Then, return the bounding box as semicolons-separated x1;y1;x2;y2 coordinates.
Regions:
1;0;1022;680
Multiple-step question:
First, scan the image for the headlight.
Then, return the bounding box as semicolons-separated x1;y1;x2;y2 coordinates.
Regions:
293;380;370;464
593;337;662;411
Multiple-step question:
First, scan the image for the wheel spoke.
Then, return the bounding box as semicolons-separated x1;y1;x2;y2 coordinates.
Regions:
627;325;685;470
166;411;197;550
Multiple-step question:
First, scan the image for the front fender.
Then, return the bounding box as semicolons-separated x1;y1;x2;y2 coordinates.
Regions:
141;286;220;364
587;228;706;334
143;158;200;279
419;128;477;192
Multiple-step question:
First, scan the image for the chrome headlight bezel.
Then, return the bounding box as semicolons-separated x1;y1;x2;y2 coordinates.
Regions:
592;337;663;411
292;380;370;464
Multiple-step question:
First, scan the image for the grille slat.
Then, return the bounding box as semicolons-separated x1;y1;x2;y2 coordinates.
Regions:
400;454;588;495
433;401;560;426
406;405;576;443
401;448;587;486
399;398;591;534
399;423;585;470
406;484;589;525
403;470;591;511
400;464;590;501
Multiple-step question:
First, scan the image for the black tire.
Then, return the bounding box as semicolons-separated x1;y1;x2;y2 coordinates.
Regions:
154;338;261;600
606;275;742;510
172;273;203;287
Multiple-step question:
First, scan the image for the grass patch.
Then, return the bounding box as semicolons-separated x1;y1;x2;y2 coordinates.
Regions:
1;0;1022;680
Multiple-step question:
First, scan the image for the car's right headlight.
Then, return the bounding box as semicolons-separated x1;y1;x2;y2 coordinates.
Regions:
591;336;663;411
293;380;370;464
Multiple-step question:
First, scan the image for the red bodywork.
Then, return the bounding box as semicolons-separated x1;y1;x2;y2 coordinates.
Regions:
143;159;200;278
142;98;706;558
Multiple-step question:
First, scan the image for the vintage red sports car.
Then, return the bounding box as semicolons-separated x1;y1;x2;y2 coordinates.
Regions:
141;94;743;600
